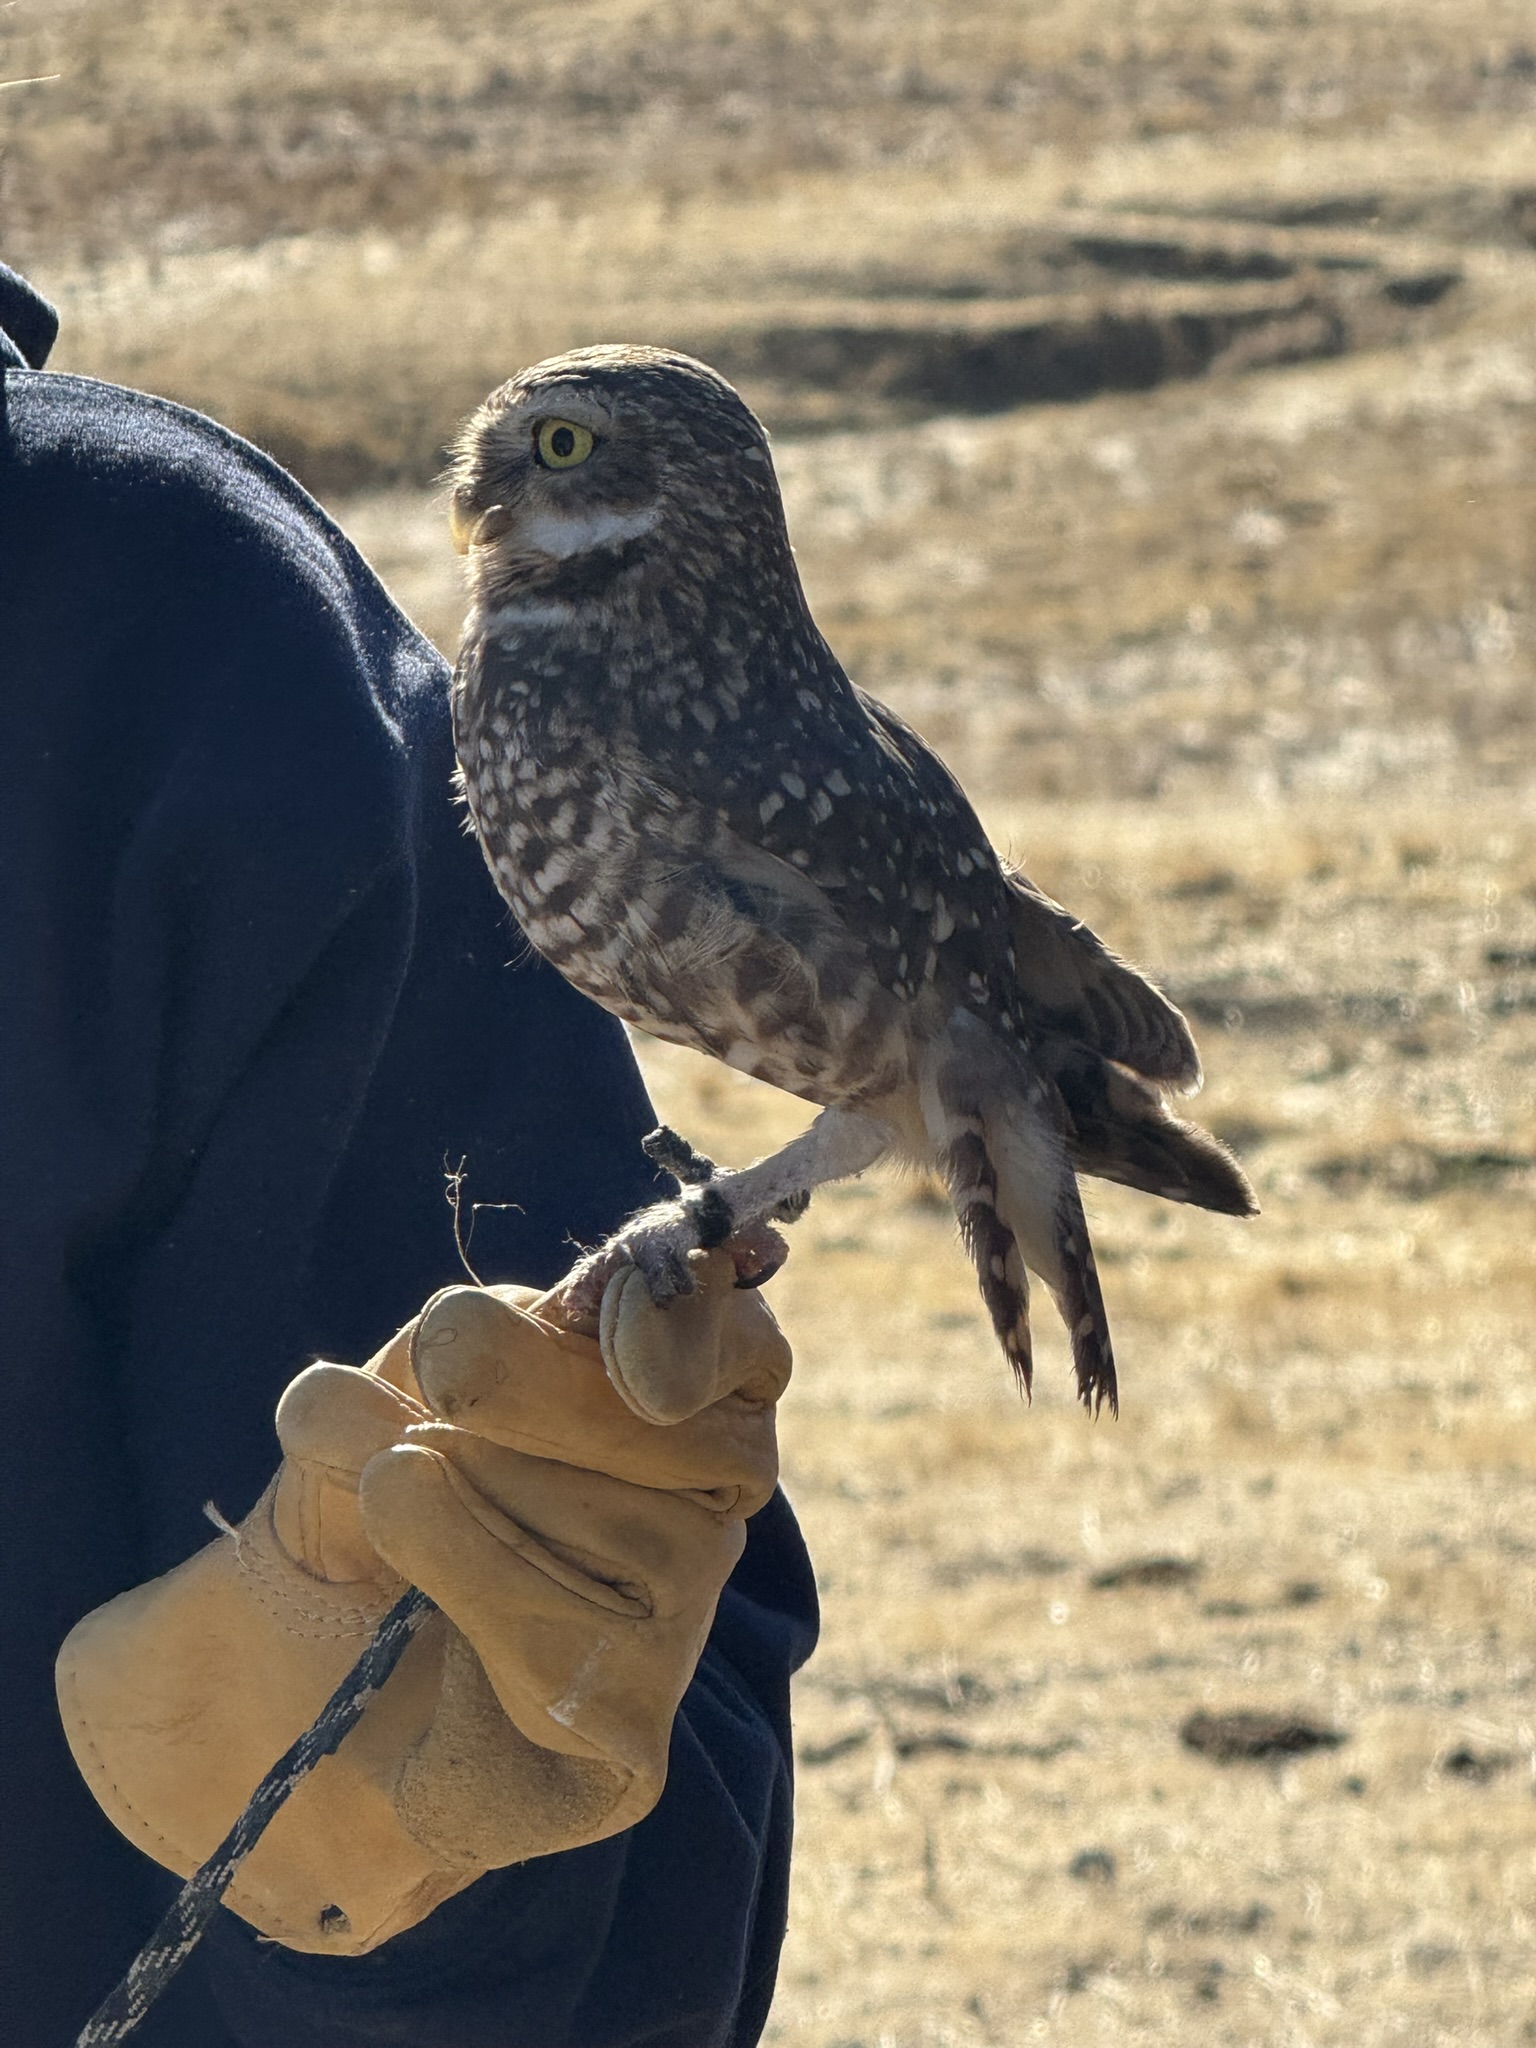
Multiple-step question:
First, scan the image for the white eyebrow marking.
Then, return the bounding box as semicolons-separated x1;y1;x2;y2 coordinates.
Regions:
519;505;661;558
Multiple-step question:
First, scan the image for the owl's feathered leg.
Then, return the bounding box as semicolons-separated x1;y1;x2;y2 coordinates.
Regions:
925;1013;1118;1416
560;1107;893;1319
699;1107;891;1221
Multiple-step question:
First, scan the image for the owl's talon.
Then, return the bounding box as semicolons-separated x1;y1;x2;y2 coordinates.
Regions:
717;1215;789;1288
730;1222;789;1289
633;1237;698;1307
771;1188;812;1224
642;1125;718;1187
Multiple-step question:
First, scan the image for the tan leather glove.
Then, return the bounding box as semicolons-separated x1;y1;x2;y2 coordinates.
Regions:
56;1253;790;1957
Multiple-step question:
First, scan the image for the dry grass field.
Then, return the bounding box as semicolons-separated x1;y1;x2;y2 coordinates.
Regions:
7;2;1536;2041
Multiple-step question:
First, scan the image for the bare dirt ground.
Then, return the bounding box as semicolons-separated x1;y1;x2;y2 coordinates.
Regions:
8;2;1535;2039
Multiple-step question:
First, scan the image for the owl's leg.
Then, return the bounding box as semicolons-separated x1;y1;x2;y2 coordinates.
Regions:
560;1108;893;1318
700;1106;892;1224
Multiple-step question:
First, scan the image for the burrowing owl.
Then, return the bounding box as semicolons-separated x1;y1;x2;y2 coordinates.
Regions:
448;347;1255;1414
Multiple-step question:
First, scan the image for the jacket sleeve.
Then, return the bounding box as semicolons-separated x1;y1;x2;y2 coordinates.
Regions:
2;363;816;2048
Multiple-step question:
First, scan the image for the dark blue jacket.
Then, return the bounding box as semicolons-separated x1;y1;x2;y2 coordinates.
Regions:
0;266;816;2048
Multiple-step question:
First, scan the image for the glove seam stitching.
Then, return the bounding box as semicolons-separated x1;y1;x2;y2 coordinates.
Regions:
56;1655;191;1872
231;1492;402;1638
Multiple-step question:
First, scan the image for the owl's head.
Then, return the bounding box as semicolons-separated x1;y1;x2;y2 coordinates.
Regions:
448;346;794;602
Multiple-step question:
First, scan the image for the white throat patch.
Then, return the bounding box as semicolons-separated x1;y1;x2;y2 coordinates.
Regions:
520;505;660;560
481;597;579;636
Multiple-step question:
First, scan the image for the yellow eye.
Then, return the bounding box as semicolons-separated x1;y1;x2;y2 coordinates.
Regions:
535;418;595;470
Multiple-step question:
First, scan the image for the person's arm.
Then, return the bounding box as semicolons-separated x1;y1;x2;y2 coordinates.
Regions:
5;347;815;2046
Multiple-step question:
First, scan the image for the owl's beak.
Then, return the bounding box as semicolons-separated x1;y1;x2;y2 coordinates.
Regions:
449;500;515;554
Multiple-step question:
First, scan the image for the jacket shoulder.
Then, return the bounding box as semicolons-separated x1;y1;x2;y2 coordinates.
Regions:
7;371;357;574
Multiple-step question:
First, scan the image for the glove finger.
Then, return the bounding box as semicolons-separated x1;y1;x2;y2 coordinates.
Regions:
359;1438;742;1768
275;1364;429;1479
411;1287;781;1509
598;1252;792;1425
381;1425;735;1615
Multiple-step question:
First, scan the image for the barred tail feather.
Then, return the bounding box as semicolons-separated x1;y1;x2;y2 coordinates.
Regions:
925;1017;1117;1413
935;1124;1035;1394
976;1075;1118;1418
1047;1045;1258;1218
1047;1175;1118;1418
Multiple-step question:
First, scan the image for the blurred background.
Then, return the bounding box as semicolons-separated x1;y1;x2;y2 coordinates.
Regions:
6;3;1534;2041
